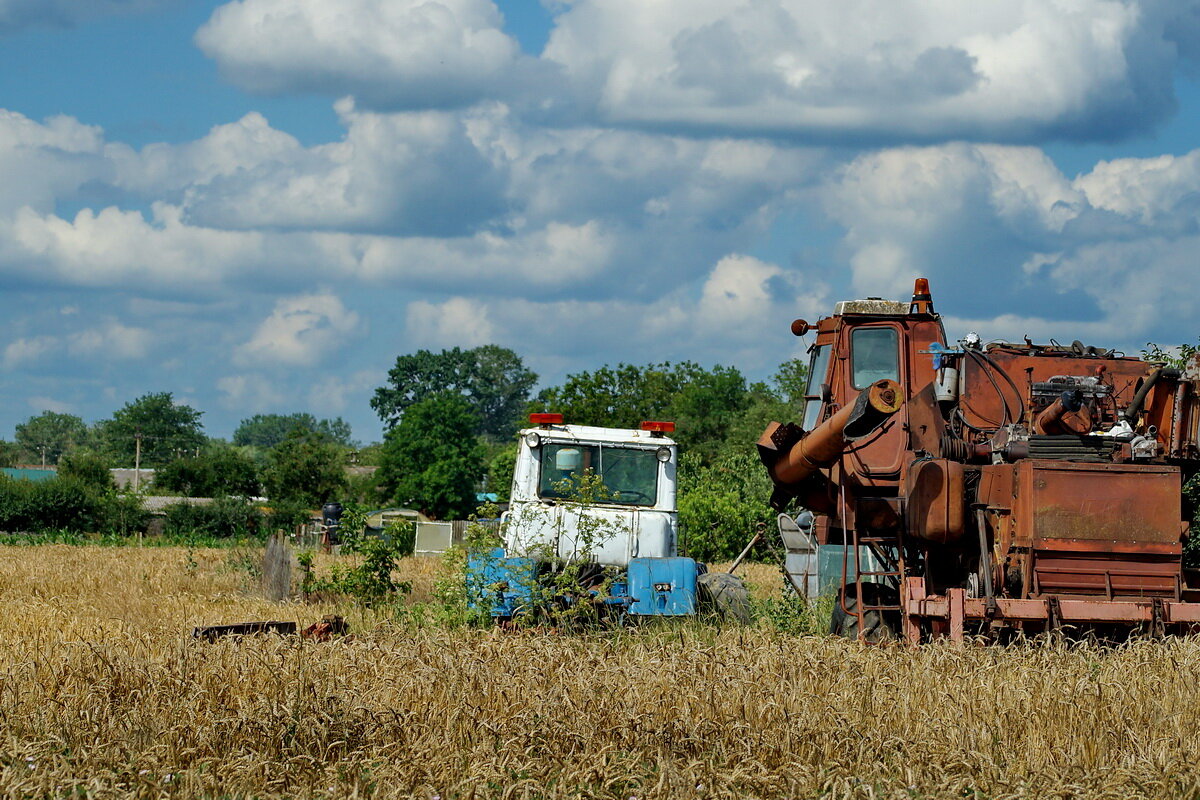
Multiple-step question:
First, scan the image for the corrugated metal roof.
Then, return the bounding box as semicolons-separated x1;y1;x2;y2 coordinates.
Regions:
2;468;57;482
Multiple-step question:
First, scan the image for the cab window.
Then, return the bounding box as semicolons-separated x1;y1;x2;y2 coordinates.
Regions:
851;327;899;389
538;443;659;506
802;345;831;430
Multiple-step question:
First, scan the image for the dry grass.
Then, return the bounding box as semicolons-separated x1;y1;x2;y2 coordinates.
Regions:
3;545;1200;798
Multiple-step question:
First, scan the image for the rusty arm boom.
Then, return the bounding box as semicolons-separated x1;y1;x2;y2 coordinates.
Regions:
757;379;904;503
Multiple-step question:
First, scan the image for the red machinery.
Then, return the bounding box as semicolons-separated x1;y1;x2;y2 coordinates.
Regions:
758;280;1200;641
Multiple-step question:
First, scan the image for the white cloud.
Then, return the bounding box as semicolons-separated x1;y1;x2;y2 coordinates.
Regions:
1;321;151;371
217;374;286;411
697;254;786;329
178;102;507;236
542;0;1192;142
306;369;383;420
234;293;362;367
821;140;1200;349
66;321;151;360
0;110;111;216
196;0;524;108
405;297;496;349
3;336;56;369
403;254;830;375
25;396;73;414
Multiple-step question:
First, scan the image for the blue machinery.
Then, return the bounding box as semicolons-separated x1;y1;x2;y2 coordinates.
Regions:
467;548;701;619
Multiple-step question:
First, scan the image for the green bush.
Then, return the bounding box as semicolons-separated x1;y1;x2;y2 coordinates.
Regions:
163;496;264;539
677;450;775;563
0;476;99;533
95;492;151;536
57;451;116;492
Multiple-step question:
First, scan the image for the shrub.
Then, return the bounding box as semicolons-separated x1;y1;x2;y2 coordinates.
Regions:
0;476;100;533
677;450;775;562
57;451;116;492
163;497;264;539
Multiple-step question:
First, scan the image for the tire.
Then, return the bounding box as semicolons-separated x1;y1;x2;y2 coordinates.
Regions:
697;572;751;623
829;583;898;642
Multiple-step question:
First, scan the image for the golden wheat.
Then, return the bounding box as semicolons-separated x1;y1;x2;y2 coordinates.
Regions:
3;545;1200;799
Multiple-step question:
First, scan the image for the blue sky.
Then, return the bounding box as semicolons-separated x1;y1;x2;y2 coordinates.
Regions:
1;0;1200;447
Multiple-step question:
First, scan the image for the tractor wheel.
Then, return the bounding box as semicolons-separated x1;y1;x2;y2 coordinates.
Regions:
829;583;899;642
697;572;751;623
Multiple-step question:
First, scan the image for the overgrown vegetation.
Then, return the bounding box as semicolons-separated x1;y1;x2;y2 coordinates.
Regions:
0;474;148;536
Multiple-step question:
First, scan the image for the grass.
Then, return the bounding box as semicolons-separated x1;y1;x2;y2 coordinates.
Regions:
3;545;1200;798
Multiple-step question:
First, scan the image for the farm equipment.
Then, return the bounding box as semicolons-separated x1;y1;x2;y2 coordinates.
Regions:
759;279;1200;641
469;414;749;622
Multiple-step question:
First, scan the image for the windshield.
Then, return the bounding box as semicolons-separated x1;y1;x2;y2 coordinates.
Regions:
538;443;660;506
851;327;899;389
802;345;831;431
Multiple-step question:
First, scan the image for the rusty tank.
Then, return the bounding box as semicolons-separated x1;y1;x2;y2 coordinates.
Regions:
759;279;1200;641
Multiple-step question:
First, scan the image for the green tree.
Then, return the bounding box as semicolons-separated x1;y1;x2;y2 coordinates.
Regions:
486;443;518;503
15;411;88;465
532;362;678;428
0;441;21;468
677;450;776;562
377;393;484;519
262;429;348;507
154;445;262;498
57;451;116;492
667;364;751;462
773;357;809;406
232;413;355;449
93;393;205;468
533;361;756;462
371;345;537;439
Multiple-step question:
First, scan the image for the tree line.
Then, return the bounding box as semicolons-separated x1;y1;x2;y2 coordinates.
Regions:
2;345;806;559
370;346;806;560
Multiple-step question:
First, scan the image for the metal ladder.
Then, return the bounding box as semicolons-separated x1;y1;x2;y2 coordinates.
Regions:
841;526;906;641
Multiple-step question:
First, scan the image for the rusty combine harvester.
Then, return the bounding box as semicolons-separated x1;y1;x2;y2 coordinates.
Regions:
759;279;1200;641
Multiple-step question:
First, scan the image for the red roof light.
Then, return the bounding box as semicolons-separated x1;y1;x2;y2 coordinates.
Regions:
529;413;564;426
641;421;676;434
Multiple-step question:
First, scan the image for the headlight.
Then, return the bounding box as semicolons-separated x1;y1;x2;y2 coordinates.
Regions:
524;432;542;449
656;446;671;463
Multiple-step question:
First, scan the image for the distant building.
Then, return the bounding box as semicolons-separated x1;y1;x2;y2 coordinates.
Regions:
110;468;155;490
2;467;56;482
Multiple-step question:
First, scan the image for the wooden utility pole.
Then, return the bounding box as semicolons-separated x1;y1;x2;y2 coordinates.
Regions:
133;432;143;492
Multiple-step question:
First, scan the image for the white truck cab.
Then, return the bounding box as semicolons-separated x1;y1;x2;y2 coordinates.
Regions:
503;416;679;567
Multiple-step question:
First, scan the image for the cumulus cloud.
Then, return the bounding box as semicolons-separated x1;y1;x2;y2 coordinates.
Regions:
3;336;56;369
542;0;1194;143
66;321;151;360
234;293;362;367
822;141;1200;348
403;254;829;375
216;374;285;411
405;297;496;349
2;321;151;371
25;396;73;414
178;101;507;236
195;0;526;109
0;110;113;216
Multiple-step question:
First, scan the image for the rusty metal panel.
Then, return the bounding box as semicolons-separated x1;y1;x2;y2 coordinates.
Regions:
1166;603;1200;623
1057;599;1154;622
1032;551;1180;597
904;458;965;544
1017;461;1180;546
963;598;1048;620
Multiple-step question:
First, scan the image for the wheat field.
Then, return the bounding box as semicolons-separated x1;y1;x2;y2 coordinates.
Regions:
3;545;1200;799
